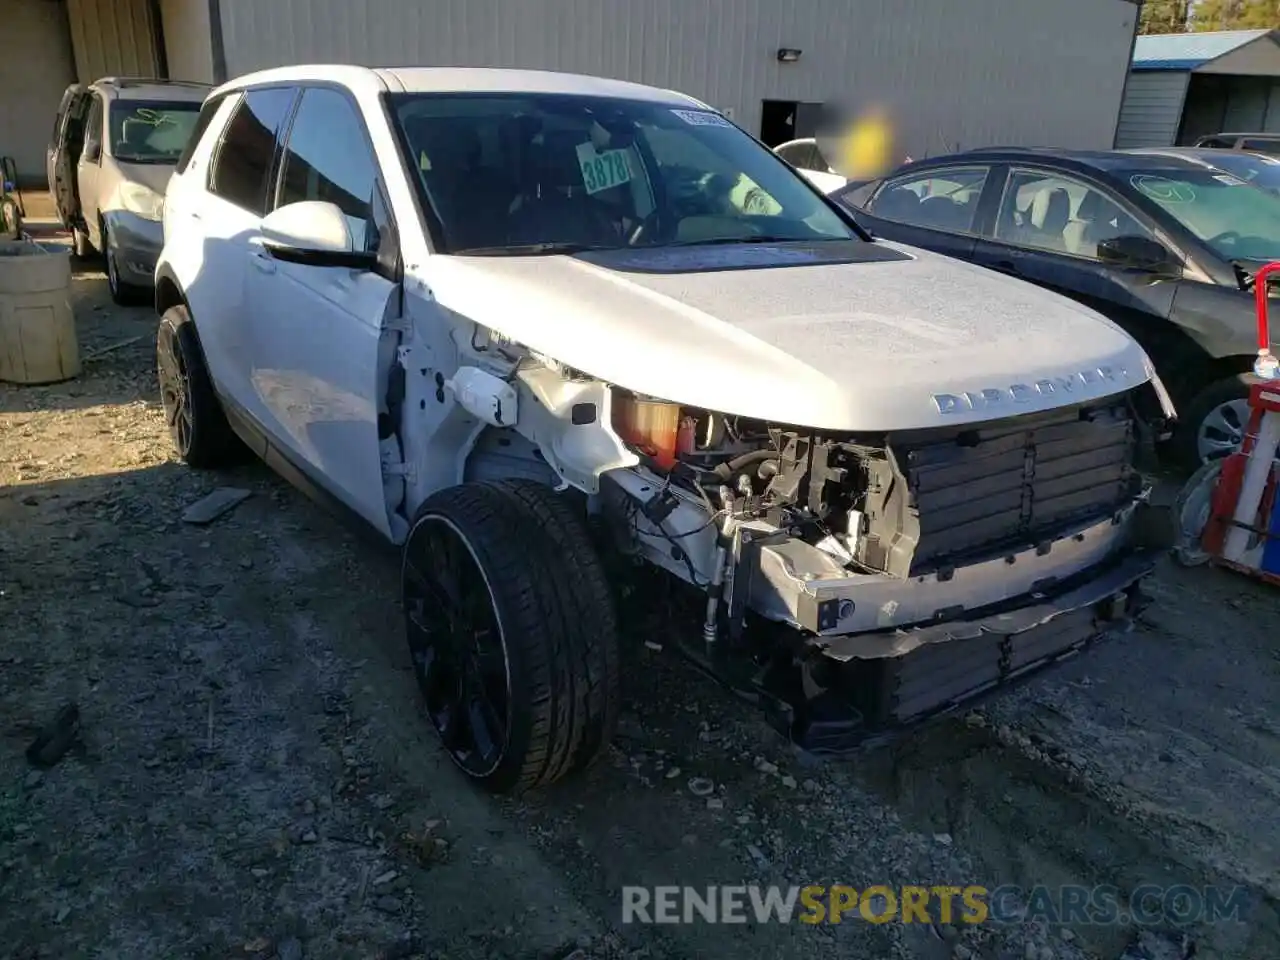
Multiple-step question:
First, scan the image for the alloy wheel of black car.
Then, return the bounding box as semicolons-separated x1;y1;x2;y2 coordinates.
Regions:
1179;373;1255;466
403;513;512;781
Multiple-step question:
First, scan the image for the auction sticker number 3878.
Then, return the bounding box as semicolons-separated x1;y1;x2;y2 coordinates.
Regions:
576;142;634;194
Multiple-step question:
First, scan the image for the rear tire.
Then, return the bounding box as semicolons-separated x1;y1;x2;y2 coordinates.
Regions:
401;481;621;794
156;305;241;468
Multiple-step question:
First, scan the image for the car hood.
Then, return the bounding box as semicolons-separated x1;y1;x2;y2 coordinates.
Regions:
420;240;1156;431
111;161;174;195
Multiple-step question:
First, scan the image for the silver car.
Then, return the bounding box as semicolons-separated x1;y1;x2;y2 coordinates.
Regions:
47;77;210;304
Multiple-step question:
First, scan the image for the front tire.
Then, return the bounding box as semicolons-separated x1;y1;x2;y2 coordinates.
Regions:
104;222;146;306
1175;373;1254;467
401;481;621;794
156;305;241;468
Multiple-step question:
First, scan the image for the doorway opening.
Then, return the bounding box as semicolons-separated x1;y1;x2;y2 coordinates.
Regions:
760;100;824;147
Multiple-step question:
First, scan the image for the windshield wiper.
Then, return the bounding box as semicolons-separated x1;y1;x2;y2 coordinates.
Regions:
450;242;615;256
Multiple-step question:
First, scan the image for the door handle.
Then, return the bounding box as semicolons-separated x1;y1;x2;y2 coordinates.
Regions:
249;249;277;274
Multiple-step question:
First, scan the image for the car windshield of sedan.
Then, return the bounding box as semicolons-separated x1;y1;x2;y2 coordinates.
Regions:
1125;166;1280;261
387;92;860;254
109;100;202;164
1201;152;1280;195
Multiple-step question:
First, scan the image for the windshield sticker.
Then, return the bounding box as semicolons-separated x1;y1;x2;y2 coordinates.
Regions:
575;142;633;194
671;108;733;128
133;108;174;127
1131;175;1196;203
1213;173;1247;186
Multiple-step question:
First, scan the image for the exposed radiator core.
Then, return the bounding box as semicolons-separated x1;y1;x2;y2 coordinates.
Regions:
855;398;1138;577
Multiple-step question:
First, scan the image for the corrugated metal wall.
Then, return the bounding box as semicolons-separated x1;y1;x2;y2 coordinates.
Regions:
1114;71;1191;148
66;0;160;81
1178;73;1280;143
1;0;77;183
160;0;216;83
213;0;1137;156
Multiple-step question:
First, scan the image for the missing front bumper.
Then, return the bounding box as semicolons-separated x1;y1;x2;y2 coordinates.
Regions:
804;550;1153;740
695;548;1155;758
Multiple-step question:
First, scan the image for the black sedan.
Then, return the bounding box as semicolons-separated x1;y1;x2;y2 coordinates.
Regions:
829;147;1280;465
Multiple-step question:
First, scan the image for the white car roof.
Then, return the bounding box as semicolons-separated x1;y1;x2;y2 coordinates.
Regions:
212;64;706;108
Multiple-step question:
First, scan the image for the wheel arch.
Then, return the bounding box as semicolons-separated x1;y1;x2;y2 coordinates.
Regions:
154;264;187;318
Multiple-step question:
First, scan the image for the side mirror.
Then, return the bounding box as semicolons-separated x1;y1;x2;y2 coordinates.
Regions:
260;200;376;269
1096;234;1179;275
82;142;101;163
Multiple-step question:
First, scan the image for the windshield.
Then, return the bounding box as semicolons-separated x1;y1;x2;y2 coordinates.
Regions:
108;100;202;164
387;92;860;253
1124;166;1280;261
1200;152;1280;195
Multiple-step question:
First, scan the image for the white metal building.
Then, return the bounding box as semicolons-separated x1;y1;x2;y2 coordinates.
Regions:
5;0;1141;185
1114;29;1280;149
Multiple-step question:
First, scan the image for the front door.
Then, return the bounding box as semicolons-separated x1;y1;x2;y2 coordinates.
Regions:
246;85;398;537
970;167;1179;356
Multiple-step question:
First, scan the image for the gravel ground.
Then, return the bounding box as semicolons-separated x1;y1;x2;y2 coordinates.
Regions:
2;258;1279;960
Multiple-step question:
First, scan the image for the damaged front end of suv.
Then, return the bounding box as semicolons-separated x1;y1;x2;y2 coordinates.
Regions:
422;307;1176;758
593;379;1171;754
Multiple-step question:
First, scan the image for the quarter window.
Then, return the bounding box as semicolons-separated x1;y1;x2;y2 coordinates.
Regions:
276;87;378;251
208;87;296;215
868;167;989;232
994;170;1156;259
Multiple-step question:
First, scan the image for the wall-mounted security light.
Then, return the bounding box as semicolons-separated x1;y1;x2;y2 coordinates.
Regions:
776;48;802;63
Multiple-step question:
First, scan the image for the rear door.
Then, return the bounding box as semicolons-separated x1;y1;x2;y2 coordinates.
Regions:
247;84;400;536
852;163;995;260
969;166;1179;351
49;85;87;227
189;85;299;428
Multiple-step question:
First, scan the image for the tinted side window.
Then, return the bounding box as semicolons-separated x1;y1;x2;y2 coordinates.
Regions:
276;87;377;250
175;94;227;174
868;167;989;233
208;87;296;215
993;170;1156;259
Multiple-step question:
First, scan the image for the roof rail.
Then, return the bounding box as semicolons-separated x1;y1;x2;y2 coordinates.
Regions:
96;76;212;89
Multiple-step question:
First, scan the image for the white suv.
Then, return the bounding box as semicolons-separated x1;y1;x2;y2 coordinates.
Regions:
155;65;1173;794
